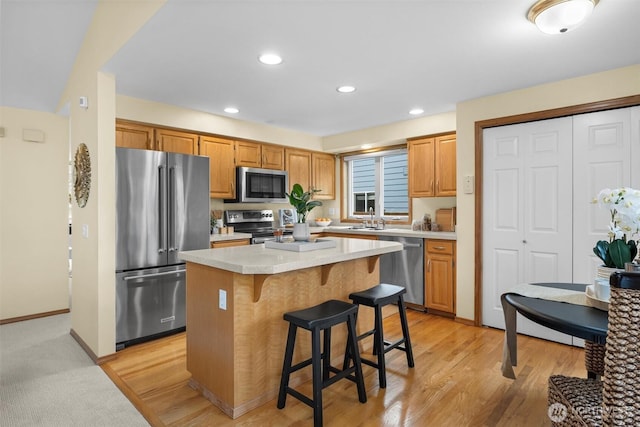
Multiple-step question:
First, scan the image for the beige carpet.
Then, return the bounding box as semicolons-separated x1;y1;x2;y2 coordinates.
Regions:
0;313;149;426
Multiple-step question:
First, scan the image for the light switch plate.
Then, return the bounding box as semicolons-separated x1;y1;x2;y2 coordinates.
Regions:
463;175;475;194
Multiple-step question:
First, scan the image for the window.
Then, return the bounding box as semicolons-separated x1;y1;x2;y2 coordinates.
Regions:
344;149;408;220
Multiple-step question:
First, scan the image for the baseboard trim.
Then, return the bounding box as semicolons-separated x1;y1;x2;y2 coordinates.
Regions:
69;328;117;365
0;308;70;325
454;316;475;326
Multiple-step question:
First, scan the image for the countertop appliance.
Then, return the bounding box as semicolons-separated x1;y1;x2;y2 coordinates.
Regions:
378;235;425;310
225;209;292;244
115;148;209;350
278;208;297;227
225;167;289;203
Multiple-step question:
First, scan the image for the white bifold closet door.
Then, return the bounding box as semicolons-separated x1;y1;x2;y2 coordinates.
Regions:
482;106;640;344
482;117;574;343
572;107;640;285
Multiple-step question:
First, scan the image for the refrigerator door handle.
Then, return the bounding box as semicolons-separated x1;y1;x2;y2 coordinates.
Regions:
168;166;176;253
159;165;167;254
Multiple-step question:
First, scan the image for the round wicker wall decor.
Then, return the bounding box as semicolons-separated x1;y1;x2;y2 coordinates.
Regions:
73;143;91;208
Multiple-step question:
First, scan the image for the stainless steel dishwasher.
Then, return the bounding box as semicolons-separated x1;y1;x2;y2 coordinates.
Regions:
378;235;425;310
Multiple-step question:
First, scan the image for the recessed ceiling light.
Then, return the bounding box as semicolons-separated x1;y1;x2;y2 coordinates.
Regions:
361;144;373;149
258;53;283;65
224;107;239;114
337;85;356;93
409;108;424;115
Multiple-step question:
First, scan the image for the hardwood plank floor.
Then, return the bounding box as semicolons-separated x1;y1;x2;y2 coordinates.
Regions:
102;310;586;426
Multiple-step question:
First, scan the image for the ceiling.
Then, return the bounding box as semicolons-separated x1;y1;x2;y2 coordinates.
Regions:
2;0;639;137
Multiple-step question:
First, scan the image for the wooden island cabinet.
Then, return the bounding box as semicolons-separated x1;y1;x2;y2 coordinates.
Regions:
179;238;401;419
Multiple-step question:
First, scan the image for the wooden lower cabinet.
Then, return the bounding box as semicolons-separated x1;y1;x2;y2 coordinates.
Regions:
210;239;250;249
425;239;455;314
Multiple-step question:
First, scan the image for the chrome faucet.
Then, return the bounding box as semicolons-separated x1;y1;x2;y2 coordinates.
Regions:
369;207;374;225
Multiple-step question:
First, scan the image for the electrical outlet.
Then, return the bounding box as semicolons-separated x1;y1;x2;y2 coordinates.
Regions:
82;224;89;238
219;289;227;310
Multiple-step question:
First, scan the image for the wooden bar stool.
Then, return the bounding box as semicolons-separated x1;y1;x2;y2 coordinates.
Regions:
346;283;415;388
277;299;367;427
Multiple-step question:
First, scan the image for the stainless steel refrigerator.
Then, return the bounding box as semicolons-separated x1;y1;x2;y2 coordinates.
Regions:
115;147;209;349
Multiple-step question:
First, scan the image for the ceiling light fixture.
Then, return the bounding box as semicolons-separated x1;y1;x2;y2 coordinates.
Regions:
337;85;356;93
224;107;239;114
409;108;424;115
527;0;598;34
258;53;283;65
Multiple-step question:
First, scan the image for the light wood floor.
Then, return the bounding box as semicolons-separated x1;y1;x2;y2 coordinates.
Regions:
102;310;587;426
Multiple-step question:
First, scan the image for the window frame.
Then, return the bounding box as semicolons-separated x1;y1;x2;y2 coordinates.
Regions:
341;146;410;224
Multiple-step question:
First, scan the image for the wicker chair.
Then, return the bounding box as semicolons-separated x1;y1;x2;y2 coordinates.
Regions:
548;271;640;426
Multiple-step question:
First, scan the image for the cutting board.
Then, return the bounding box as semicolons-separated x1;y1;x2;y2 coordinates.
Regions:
435;208;456;232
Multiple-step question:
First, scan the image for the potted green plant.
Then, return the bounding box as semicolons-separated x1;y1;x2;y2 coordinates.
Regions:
285;183;322;241
593;187;640;271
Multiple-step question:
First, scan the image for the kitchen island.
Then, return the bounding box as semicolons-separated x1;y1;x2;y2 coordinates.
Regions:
179;237;402;419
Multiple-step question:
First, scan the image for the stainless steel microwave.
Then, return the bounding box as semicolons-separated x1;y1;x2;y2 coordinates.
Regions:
226;167;289;203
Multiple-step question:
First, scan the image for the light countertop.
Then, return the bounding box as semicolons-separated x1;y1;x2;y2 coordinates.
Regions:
210;232;252;242
179;237;402;275
315;226;456;240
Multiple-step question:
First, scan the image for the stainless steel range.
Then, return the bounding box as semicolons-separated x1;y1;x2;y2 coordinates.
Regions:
224;209;292;244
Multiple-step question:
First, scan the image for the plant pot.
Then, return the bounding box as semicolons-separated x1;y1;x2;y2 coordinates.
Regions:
292;223;310;241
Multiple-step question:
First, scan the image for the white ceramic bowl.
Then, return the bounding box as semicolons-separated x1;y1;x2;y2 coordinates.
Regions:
315;220;331;227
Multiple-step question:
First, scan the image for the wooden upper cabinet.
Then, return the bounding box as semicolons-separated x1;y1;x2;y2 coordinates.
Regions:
200;136;235;199
408;137;435;197
156;128;199;155
408;132;456;197
235;141;284;170
115;121;154;150
312;152;335;199
235;141;262;168
435;134;457;196
285;148;312;192
261;144;285;170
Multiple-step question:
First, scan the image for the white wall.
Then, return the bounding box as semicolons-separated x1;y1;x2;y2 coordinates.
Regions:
58;0;165;358
0;107;69;320
455;64;640;322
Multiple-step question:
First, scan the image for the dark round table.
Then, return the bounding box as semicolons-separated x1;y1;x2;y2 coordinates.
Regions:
502;285;608;344
500;282;608;379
